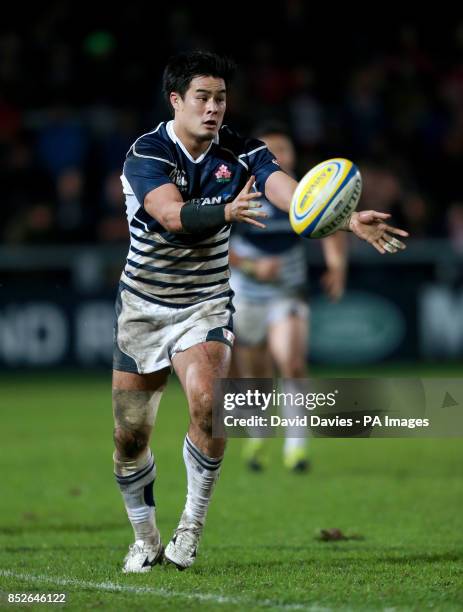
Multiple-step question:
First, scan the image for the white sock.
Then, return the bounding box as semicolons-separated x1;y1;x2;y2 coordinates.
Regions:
182;435;222;526
114;449;159;546
284;436;307;454
281;380;308;455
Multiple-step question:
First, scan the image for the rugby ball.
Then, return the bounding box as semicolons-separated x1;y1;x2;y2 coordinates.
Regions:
290;158;362;238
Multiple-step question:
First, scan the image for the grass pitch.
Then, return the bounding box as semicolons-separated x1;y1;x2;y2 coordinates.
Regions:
0;370;462;611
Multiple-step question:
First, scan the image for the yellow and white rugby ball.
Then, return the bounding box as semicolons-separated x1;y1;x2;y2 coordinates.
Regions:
290;158;362;238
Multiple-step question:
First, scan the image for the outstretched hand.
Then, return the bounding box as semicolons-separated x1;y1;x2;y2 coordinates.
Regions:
348;211;409;254
224;175;268;228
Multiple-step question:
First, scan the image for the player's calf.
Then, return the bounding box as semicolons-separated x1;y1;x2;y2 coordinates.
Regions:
167;341;230;569
187;388;219;453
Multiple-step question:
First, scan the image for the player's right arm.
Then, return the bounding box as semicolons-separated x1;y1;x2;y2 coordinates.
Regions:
124;133;267;234
229;247;281;281
144;175;267;234
143;183;187;233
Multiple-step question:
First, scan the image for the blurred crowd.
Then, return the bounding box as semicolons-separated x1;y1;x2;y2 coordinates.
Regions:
2;4;463;247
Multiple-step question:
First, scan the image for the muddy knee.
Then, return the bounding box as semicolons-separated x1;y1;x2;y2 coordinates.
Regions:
112;388;163;458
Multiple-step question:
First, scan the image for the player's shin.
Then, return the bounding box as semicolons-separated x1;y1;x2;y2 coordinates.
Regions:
281;380;309;471
114;448;159;546
164;434;223;568
182;434;223;525
113;389;163;546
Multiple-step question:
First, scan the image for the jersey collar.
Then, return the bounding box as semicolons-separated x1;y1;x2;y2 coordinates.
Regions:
166;120;219;164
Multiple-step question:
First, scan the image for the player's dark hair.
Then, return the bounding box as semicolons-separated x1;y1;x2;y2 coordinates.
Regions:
162;50;236;114
252;120;292;141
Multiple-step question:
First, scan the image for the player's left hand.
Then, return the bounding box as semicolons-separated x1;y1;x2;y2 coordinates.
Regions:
321;266;346;302
349;211;409;254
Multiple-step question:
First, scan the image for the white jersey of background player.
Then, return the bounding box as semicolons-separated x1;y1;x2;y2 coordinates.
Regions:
229;124;348;472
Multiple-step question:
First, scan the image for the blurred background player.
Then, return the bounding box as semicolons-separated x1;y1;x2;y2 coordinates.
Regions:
229;123;348;472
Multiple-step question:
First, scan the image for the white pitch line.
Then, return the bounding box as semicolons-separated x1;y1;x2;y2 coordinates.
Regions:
0;569;329;611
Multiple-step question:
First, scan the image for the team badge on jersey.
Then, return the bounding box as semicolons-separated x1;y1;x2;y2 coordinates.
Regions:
215;164;232;183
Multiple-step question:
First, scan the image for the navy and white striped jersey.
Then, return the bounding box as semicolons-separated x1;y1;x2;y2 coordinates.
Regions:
230;196;307;301
120;120;281;308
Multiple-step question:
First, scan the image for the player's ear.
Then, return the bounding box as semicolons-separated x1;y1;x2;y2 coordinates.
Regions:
170;92;182;112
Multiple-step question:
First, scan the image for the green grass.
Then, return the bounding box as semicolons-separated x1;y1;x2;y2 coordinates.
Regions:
0;371;462;611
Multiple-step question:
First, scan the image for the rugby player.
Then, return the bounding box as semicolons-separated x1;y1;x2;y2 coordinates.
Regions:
113;51;408;573
229;123;347;472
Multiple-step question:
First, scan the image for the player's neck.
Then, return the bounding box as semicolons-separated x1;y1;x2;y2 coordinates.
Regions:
172;121;212;160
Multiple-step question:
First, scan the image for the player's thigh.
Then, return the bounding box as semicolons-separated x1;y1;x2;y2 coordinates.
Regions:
172;341;231;414
268;304;309;375
232;297;272;376
233;298;268;346
233;342;273;378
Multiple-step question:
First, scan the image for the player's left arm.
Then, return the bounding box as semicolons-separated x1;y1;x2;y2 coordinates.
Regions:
257;154;409;254
265;172;409;254
245;139;296;213
264;170;297;213
321;232;348;302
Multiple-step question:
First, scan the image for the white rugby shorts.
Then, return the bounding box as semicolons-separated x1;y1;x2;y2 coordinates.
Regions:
113;284;235;374
233;295;309;346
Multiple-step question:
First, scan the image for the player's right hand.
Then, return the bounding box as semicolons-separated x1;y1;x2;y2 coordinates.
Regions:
225;175;268;228
253;257;281;282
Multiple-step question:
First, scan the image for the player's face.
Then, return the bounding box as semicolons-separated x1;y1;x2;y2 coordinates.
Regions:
172;76;226;142
260;134;295;174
